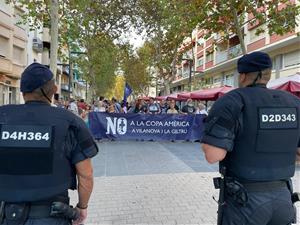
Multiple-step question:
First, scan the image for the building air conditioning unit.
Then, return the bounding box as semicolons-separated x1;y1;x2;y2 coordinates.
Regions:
32;37;43;53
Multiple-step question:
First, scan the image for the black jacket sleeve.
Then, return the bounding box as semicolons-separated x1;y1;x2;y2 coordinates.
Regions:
200;91;244;152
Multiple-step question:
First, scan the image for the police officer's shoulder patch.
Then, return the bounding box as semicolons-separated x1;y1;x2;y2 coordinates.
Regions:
258;107;298;129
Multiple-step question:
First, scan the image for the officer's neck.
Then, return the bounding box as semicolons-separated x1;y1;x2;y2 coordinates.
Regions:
246;83;267;88
23;94;51;105
241;81;268;88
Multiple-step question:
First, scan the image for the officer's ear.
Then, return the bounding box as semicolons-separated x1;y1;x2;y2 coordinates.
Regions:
238;73;247;86
53;85;58;96
240;73;246;82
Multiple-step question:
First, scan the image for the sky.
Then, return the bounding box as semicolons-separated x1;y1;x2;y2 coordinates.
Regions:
115;27;146;50
129;31;145;49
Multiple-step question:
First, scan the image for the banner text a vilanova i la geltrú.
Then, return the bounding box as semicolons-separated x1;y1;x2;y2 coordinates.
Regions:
89;112;205;141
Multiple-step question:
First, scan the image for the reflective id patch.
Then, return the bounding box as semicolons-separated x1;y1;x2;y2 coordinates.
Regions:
0;125;52;148
259;107;298;129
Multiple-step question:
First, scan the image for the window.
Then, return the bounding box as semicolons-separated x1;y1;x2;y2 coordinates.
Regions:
177;68;182;77
283;50;300;68
13;45;25;65
197;57;203;67
272;55;283;70
206;52;214;63
248;24;266;42
224;74;234;86
0;36;9;58
197;38;204;46
0;1;11;13
14;8;26;30
183;65;190;77
204;77;213;85
213;76;222;84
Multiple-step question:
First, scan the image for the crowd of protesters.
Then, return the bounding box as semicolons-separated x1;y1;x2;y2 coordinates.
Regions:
53;96;209;120
127;97;208;115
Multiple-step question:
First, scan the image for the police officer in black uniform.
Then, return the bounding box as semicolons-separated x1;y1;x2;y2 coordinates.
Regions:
201;51;300;225
0;63;98;225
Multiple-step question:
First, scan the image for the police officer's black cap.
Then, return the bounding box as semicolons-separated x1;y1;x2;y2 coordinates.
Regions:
20;63;54;93
237;51;272;74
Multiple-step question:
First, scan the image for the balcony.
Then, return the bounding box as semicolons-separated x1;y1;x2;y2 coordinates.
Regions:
61;84;72;92
215;44;242;64
216;50;228;64
182;71;189;78
228;44;242;59
12;63;25;78
0;57;12;74
42;27;51;43
0;10;13;31
13;25;27;41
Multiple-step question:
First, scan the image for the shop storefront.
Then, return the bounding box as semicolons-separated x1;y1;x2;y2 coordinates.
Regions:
0;74;19;105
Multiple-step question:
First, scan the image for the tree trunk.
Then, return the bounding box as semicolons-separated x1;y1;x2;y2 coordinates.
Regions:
50;0;59;79
164;81;171;95
232;7;247;55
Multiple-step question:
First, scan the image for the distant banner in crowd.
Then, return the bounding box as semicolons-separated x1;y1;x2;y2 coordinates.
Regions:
89;112;205;141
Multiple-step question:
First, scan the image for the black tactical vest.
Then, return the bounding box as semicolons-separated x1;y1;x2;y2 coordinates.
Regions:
0;102;76;202
221;86;300;182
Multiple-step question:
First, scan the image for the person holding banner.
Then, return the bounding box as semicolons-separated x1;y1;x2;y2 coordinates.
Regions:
167;101;179;114
147;97;161;114
201;52;300;225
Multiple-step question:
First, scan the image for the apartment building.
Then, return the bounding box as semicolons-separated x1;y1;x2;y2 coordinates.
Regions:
0;1;88;105
0;1;27;105
171;6;300;93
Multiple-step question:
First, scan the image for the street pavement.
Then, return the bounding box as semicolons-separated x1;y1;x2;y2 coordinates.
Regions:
70;141;300;225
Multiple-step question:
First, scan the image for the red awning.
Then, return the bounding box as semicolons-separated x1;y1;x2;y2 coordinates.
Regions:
155;95;167;101
177;92;191;99
190;85;234;101
177;90;204;99
267;73;300;97
155;93;188;101
167;92;189;101
138;96;151;101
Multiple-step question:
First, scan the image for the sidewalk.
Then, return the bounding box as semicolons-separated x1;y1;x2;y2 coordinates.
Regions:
70;141;300;225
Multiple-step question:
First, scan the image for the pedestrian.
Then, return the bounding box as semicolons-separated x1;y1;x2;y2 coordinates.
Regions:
195;102;208;116
181;98;196;114
0;63;98;225
159;100;168;114
107;101;116;113
111;97;121;113
200;52;300;225
147;97;161;114
167;100;178;114
77;99;87;111
68;98;79;115
98;101;106;112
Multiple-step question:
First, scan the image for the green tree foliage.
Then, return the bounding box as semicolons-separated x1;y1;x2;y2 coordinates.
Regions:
136;0;206;91
120;44;152;96
8;0;139;96
63;0;139;96
106;75;125;100
76;35;118;97
194;0;300;54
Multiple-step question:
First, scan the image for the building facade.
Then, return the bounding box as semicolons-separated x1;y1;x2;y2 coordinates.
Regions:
0;1;88;105
171;3;300;94
0;1;27;105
